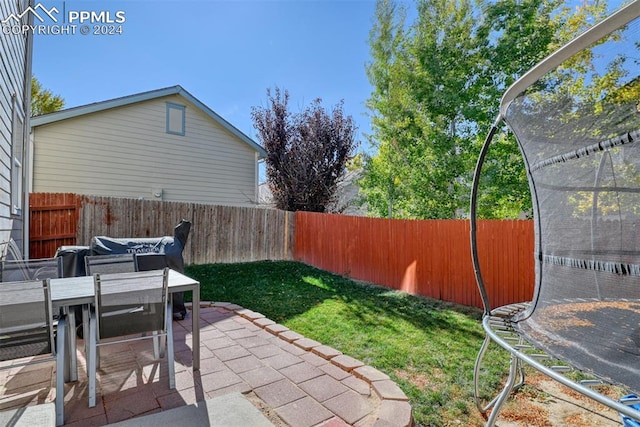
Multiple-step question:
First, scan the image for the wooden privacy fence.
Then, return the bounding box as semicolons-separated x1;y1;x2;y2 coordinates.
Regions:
29;193;82;259
29;193;534;309
294;212;535;309
29;193;294;264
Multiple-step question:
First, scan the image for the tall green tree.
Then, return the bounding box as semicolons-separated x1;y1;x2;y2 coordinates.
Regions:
364;0;481;218
31;76;64;116
362;0;407;217
471;0;561;218
473;0;613;218
361;0;606;219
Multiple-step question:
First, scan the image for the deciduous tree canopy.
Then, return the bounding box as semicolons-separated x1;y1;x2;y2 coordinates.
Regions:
252;88;357;212
31;76;64;116
361;0;609;219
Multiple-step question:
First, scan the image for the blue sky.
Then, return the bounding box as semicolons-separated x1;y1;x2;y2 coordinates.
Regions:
30;0;630;159
32;0;379;152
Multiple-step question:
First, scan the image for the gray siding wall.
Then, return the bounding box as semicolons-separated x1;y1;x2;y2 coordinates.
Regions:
0;0;29;252
32;95;259;206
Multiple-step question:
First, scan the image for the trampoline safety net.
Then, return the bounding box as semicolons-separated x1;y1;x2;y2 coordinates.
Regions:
477;1;640;398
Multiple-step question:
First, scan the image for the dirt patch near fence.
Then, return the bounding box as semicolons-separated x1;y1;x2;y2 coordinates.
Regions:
492;372;625;427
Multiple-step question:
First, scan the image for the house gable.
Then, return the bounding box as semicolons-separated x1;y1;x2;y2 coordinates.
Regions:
31;85;266;158
31;92;262;206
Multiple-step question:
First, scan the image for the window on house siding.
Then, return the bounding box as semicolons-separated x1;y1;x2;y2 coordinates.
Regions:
11;96;24;217
166;102;186;136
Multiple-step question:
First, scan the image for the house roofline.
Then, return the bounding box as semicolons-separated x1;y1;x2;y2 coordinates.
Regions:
31;85;267;158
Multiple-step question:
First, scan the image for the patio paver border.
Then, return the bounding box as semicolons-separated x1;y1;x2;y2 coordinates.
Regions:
186;301;414;427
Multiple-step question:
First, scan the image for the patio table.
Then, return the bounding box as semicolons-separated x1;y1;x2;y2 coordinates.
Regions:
49;269;200;382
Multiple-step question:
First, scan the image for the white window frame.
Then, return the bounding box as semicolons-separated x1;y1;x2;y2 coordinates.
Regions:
166;102;186;136
11;95;24;217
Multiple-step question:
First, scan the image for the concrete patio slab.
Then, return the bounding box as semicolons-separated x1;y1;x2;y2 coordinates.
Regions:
0;402;56;426
106;392;273;427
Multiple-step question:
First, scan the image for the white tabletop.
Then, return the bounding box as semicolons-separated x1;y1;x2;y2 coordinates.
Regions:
50;269;200;306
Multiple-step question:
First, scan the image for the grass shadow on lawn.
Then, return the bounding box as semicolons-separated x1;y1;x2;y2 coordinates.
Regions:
185;260;508;426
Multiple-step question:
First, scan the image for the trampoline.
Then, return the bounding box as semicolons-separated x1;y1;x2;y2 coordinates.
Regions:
470;1;640;424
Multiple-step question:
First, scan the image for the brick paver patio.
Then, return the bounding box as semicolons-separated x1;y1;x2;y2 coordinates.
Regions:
0;303;413;426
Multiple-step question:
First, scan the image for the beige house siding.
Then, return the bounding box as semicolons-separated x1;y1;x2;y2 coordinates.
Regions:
0;0;32;252
32;94;260;206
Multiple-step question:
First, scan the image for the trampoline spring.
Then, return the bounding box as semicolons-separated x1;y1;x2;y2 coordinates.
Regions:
493;320;512;329
496;334;512;340
550;366;572;373
491;325;510;332
621;396;640;405
530;354;552;360
514;344;533;350
580;379;604;387
492;308;515;316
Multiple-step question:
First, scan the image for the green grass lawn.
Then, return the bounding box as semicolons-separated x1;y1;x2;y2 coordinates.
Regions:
184;260;506;426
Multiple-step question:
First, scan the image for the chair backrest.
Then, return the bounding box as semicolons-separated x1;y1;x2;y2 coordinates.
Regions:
135;253;169;271
84;254;137;275
0;257;62;282
0;278;55;363
93;268;169;340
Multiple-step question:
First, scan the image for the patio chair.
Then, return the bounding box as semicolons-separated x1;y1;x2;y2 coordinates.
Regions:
2;238;24;262
0;257;70;418
84;253;137;275
470;1;640;425
87;268;175;407
83;254;139;351
1;257;63;281
135;253;187;321
0;278;66;426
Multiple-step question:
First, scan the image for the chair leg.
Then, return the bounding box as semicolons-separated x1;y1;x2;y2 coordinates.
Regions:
161;293;172;359
84;305;102;369
83;304;90;363
55;315;66;426
167;301;175;390
88;311;98;408
152;333;160;359
158;334;166;359
66;308;77;382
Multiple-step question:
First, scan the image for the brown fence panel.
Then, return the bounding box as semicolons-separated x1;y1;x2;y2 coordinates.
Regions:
77;196;294;265
294;212;535;309
473;219;536;308
29;193;294;265
77;197;196;246
29;193;81;259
